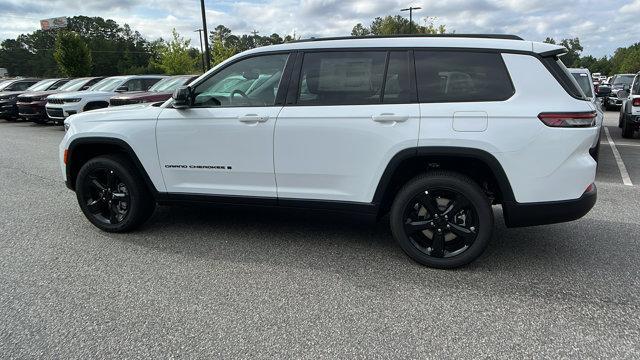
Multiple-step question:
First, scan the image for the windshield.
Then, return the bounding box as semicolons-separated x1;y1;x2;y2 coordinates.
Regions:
89;77;124;92
612;75;634;86
27;79;57;91
0;80;11;91
571;73;594;98
148;76;190;92
58;78;88;91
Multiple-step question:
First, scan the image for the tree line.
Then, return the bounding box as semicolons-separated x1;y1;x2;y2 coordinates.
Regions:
0;15;638;78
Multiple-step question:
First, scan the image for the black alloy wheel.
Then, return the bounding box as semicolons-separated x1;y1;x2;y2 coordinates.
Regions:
83;168;131;225
390;171;493;268
76;155;155;232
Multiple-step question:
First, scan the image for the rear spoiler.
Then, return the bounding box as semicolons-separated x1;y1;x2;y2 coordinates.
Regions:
532;42;568;57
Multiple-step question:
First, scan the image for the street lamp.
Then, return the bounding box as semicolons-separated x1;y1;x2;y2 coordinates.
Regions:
200;0;211;70
195;29;205;73
401;6;422;34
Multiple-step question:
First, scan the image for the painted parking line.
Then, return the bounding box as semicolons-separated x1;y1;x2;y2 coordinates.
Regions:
604;127;633;186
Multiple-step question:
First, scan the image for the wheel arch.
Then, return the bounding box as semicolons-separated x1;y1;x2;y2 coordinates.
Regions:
66;137;158;196
83;101;109;111
373;147;515;215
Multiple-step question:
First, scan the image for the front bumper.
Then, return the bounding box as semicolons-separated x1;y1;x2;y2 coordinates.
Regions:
502;184;597;227
17;101;47;119
605;96;623;107
0;100;18;117
45;104;79;120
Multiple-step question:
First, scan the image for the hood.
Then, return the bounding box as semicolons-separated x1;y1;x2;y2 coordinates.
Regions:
49;90;113;99
17;90;58;98
66;102;162;126
111;91;172;101
0;90;24;98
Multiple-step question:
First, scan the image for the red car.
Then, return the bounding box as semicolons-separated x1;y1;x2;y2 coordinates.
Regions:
17;77;104;124
109;75;198;106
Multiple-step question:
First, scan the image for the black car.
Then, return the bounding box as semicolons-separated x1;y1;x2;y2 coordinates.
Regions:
0;78;41;120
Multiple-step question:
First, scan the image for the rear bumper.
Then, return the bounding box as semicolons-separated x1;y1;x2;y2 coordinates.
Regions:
502;184;597;227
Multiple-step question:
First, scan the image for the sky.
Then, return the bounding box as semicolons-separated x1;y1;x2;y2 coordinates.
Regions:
1;0;639;57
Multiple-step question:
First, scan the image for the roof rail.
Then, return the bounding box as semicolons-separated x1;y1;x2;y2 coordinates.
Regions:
291;34;524;43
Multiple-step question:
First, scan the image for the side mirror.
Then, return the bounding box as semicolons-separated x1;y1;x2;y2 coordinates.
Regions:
115;86;129;93
596;86;611;97
172;86;192;109
80;85;90;91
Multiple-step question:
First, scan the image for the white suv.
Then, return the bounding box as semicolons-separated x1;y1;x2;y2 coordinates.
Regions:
46;75;165;121
60;35;598;268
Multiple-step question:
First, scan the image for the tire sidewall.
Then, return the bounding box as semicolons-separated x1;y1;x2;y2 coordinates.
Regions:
390;173;494;269
75;156;147;232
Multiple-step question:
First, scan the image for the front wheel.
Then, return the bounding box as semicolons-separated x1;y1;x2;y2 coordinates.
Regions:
76;155;155;232
389;171;494;269
622;115;635;139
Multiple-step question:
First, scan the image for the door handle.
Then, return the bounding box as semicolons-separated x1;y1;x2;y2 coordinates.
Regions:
372;114;409;123
238;114;269;124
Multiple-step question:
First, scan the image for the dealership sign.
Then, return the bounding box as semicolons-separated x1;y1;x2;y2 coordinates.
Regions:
40;17;68;30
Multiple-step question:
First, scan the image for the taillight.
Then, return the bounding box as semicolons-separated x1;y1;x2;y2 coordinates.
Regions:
633;98;640;107
63;149;69;165
538;112;596;128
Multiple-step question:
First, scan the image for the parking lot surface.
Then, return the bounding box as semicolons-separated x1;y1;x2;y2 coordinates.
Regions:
1;112;639;358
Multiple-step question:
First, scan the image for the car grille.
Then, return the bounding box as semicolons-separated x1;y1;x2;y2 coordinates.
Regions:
46;108;64;118
48;98;64;104
19;97;34;103
110;98;137;106
19;106;36;115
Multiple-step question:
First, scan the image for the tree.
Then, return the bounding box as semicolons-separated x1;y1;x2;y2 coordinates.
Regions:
544;37;583;67
352;15;447;36
211;36;236;66
153;29;196;75
53;31;92;76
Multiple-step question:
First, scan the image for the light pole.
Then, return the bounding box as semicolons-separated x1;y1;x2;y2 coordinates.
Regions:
195;29;205;73
200;0;211;70
401;6;422;34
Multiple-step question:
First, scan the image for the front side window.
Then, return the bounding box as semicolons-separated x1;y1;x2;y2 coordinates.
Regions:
193;53;288;107
415;51;514;103
297;51;386;105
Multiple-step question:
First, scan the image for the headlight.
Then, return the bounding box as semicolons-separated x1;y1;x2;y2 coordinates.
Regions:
64;98;81;103
0;95;17;101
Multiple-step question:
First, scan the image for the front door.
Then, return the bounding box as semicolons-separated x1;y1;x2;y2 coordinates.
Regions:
156;53;290;197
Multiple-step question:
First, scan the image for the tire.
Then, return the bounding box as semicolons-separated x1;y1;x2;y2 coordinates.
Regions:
618;112;624;128
621;115;634;139
389;171;494;269
75;154;155;232
32;118;48;125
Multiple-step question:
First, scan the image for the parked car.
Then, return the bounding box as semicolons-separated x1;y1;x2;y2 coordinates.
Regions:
46;75;165;122
604;74;635;110
17;77;105;124
570;68;604;159
60;35;598;269
618;72;640;138
109;75;198;107
0;78;63;120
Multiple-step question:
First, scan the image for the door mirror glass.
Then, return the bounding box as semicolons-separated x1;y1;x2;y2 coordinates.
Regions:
172;86;192;109
115;85;129;93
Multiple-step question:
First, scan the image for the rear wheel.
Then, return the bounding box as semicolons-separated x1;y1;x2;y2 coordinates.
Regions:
389;171;494;269
76;155;155;232
622;115;635;138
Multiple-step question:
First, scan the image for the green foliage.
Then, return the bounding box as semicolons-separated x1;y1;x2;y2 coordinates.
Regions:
352;15;447;36
153;29;197;75
545;36;640;75
53;31;92;76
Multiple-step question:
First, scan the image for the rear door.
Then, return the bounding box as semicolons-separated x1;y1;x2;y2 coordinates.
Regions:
274;50;420;203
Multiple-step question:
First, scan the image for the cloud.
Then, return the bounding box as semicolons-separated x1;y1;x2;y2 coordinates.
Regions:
0;0;637;57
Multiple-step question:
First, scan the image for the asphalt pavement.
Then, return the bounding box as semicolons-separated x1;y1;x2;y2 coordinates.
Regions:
0;112;639;359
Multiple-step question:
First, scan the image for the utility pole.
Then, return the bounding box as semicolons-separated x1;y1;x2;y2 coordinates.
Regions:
195;29;205;73
401;6;422;34
200;0;211;70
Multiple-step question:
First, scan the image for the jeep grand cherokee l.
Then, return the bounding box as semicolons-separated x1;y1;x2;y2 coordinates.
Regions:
0;78;41;120
60;35;598;268
109;75;198;106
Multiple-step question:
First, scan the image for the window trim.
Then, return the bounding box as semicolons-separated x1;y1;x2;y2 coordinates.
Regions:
287;49;418;107
414;49;516;104
187;51;294;109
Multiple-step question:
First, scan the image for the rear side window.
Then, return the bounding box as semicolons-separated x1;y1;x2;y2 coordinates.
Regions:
297;51;386;105
541;57;586;100
633;76;640;95
415;51;514;103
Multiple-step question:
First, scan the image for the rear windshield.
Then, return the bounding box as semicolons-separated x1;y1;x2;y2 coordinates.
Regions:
571;72;594;98
612;75;634;86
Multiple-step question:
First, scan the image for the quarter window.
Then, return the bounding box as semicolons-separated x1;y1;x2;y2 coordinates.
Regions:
415;51;514;102
192;53;289;107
